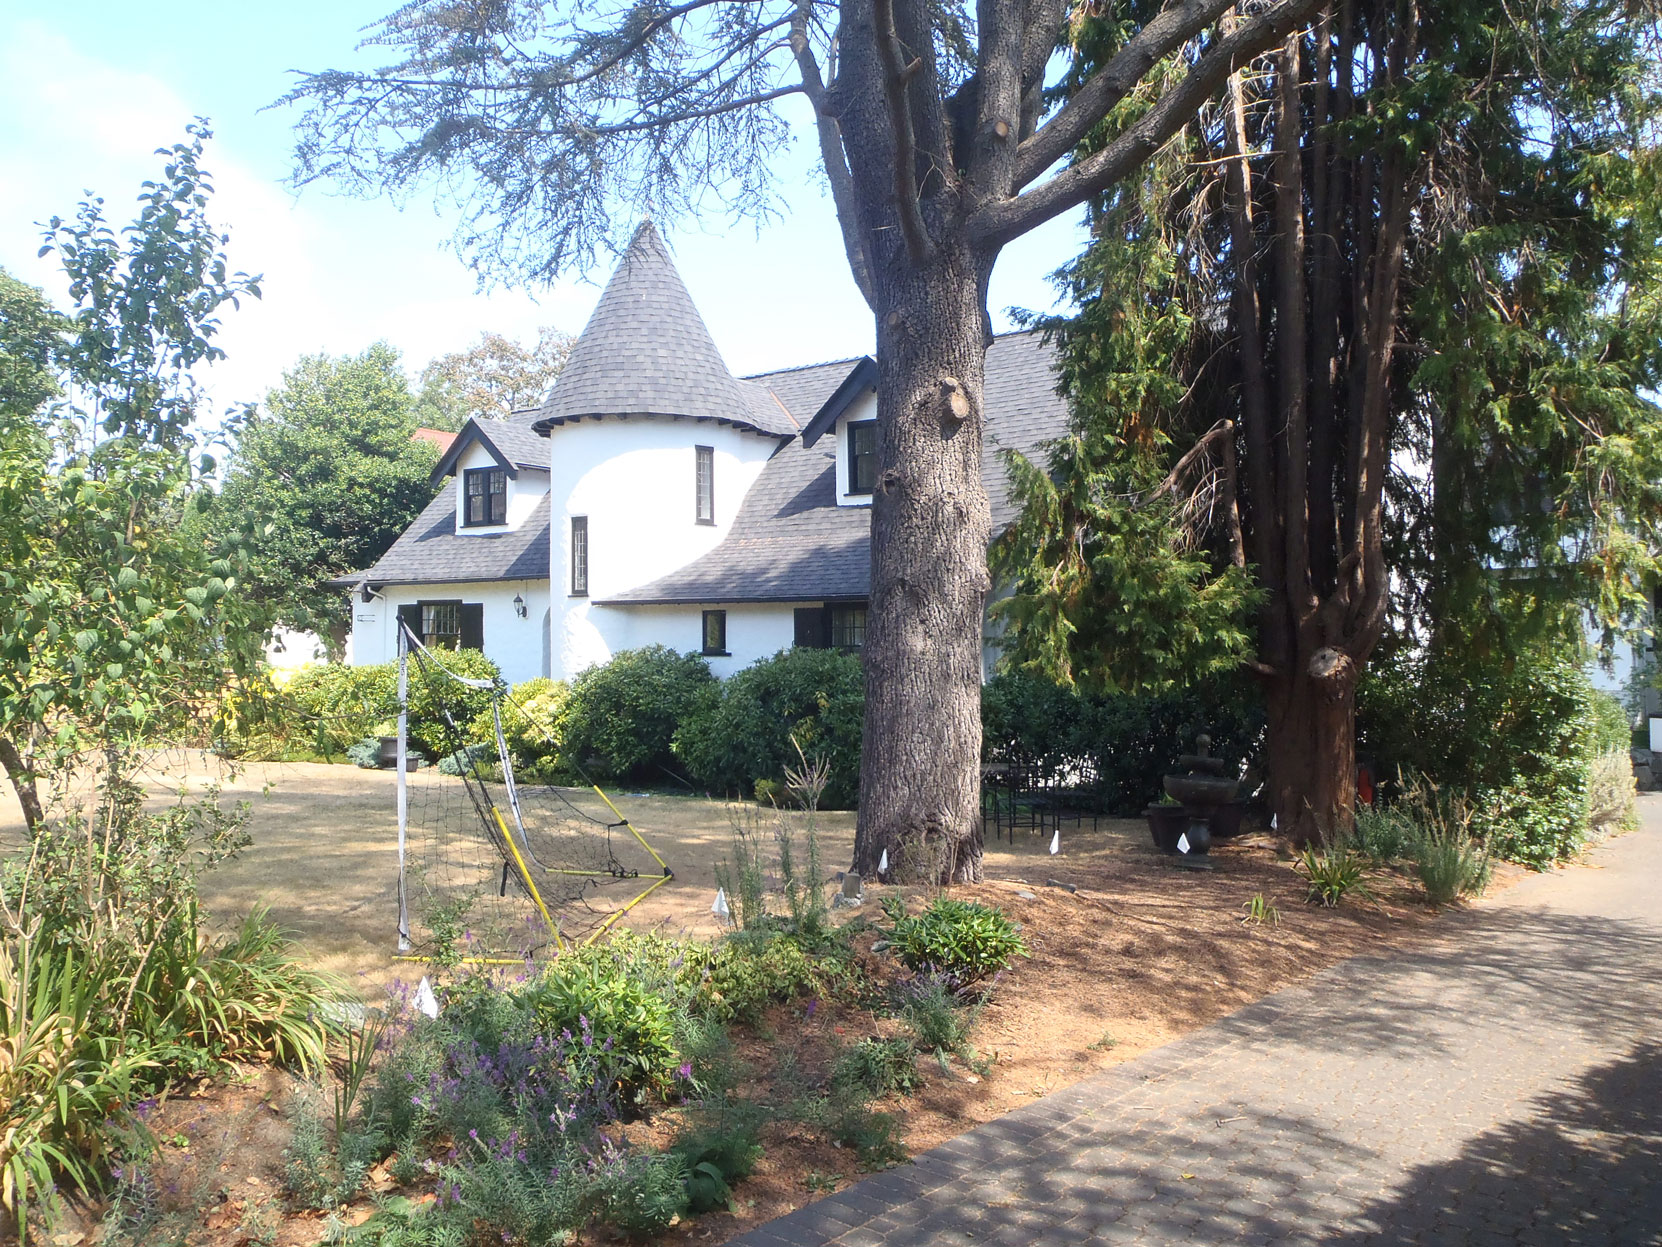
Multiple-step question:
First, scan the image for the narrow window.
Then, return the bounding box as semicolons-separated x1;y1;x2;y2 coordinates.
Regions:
829;604;867;650
701;609;727;656
463;467;508;526
695;445;715;524
570;516;589;596
847;421;877;495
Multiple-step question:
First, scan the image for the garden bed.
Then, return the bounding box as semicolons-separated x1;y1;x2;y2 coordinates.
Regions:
18;770;1525;1246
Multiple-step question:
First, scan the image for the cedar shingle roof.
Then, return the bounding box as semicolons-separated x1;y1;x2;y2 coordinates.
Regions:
598;331;1067;604
531;222;796;438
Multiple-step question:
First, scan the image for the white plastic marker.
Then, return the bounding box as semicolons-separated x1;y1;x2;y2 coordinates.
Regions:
1177;833;1191;854
414;976;440;1020
1049;829;1061;855
711;887;731;921
1271;813;1278;831
878;848;889;875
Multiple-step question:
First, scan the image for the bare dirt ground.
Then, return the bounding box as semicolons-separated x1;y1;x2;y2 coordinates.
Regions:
1;757;1532;1246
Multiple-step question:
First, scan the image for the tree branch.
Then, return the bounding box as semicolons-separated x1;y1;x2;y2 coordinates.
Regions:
1012;0;1235;189
968;0;1322;247
872;0;936;262
792;5;875;305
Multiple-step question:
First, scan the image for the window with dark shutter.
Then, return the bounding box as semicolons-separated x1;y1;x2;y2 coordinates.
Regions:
847;421;877;495
459;603;485;651
463;467;508;526
421;602;461;649
570;516;589;596
793;606;828;649
695;446;715;524
701;609;727;655
829;604;867;650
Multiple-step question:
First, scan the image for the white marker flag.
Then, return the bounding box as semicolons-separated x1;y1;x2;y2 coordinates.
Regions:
711;887;731;920
1177;833;1191;854
878;848;890;874
414;976;440;1019
1049;829;1061;855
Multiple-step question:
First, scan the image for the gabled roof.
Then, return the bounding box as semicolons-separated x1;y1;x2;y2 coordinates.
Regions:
342;479;552;589
531;222;796;439
799;356;877;448
597;331;1069;605
429;411;549;485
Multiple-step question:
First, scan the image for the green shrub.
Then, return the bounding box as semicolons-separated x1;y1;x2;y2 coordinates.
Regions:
1588;689;1632;753
898;974;978;1056
703;931;818;1022
520;959;681;1104
981;671;1263;815
832;1037;919;1098
346;738;382;768
882;897;1028;986
404;648;501;756
1414;825;1491;905
286;663;397;751
591;1150;689;1239
1296;843;1370;907
1360;647;1599;868
1352;803;1418;861
472;676;570;769
560;646;715;782
671;1096;766;1213
675;648;864;808
437;742;496;777
1586;748;1637;833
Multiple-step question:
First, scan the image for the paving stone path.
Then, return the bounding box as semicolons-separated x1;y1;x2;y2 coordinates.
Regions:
733;803;1662;1246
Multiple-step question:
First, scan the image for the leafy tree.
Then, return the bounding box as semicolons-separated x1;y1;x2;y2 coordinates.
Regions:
0;125;267;828
215;344;440;646
996;0;1662;842
280;0;1322;882
416;325;574;429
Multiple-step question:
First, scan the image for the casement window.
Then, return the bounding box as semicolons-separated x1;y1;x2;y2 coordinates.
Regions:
847;420;877;495
570;516;589;596
701;609;728;656
396;601;483;651
463;467;508;526
793;603;867;651
829;604;867;650
695;445;715;524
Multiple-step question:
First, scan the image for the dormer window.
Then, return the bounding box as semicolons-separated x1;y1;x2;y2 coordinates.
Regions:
463;467;507;526
847;420;877;495
695;445;715;524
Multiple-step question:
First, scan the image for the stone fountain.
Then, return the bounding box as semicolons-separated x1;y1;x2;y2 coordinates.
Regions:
1158;734;1240;862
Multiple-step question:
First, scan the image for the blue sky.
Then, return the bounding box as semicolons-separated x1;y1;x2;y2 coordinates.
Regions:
0;4;1086;411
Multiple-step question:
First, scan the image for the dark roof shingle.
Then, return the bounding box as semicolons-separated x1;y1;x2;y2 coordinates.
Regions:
531;222;796;438
599;331;1067;604
353;481;550;587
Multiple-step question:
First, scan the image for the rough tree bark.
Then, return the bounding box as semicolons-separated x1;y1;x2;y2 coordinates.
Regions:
0;735;43;833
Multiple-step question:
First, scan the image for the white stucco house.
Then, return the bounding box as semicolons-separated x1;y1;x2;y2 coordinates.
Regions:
334;222;1070;685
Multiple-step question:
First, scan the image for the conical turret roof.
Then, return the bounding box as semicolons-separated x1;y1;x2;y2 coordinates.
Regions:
533;222;795;437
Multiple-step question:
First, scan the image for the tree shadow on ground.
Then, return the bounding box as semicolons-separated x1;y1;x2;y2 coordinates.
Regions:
1327;1041;1662;1246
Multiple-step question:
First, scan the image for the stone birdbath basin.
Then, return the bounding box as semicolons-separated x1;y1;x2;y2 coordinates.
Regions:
1159;733;1239;862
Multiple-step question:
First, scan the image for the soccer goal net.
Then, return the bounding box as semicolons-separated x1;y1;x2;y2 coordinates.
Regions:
394;625;672;961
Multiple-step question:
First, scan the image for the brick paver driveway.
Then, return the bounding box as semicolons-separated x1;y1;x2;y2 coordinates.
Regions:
734;801;1662;1246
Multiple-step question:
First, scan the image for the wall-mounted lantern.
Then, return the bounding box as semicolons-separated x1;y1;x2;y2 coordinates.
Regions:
513;593;527;619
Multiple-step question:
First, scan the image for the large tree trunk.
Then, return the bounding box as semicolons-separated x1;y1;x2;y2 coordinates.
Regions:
1265;646;1358;845
853;242;992;884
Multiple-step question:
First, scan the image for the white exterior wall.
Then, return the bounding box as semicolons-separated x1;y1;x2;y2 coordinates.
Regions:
349;579;551;686
582;601;800;677
549;417;780;678
832;388;877;508
452;442;549;531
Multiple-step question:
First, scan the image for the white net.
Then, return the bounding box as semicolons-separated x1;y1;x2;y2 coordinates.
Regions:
397;630;672;961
